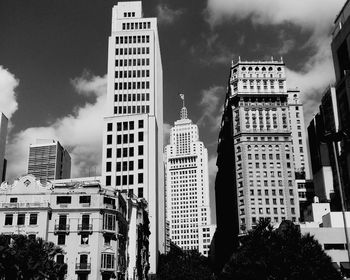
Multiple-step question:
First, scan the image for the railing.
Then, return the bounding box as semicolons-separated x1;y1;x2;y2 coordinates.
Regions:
54;224;70;233
75;263;91;272
101;265;115;271
78;224;93;231
0;202;50;208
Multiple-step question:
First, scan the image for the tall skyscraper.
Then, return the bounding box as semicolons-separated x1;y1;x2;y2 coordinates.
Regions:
226;59;301;232
287;89;310;179
0;113;8;182
101;1;164;275
164;98;213;256
28;139;71;185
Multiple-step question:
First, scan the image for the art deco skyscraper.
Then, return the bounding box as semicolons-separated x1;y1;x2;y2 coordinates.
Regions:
28;139;71;185
101;1;164;275
164;99;214;256
227;59;301;232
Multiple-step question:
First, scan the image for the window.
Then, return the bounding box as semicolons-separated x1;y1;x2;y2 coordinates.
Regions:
57;196;72;204
107;148;112;158
10;197;17;203
106;162;111;172
5;214;13;225
107;135;112;145
107;123;113;131
138;173;144;184
138;146;144;155
81;233;89;245
138;120;144;129
103;214;116;231
79;196;91;204
138;159;143;169
138;132;144;141
29;213;38;225
101;253;115;269
57;234;66;245
138;187;144;198
56;255;64;264
104;235;111;246
106;176;111;186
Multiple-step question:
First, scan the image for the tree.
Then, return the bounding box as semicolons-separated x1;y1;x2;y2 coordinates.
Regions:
219;220;342;280
0;234;67;280
157;247;212;280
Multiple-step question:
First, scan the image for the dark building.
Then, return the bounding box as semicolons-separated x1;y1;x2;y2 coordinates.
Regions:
330;0;350;209
307;87;342;210
210;88;239;276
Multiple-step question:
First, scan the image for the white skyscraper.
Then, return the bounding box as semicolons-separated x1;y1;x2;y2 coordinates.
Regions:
102;1;164;275
164;99;213;256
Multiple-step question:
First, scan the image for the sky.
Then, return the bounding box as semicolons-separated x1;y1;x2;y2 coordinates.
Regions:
0;0;346;214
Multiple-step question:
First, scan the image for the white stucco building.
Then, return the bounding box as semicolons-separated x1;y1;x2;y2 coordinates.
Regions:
164;102;214;256
0;175;150;280
101;1;164;275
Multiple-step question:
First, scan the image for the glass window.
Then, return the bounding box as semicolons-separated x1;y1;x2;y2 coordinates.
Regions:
29;213;38;225
57;196;71;204
57;234;66;245
5;214;13;225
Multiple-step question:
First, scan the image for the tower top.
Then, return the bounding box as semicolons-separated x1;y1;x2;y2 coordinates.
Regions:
179;93;188;119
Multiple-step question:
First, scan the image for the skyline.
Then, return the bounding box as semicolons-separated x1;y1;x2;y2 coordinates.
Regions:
0;0;346;185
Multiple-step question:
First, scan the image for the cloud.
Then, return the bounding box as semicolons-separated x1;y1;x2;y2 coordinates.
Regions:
205;0;346;123
205;0;344;33
156;4;184;25
163;122;172;146
190;33;236;65
197;85;225;131
6;72;106;180
0;66;19;119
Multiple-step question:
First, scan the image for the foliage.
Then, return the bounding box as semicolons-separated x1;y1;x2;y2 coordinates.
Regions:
219;220;342;280
0;234;67;280
157;247;212;280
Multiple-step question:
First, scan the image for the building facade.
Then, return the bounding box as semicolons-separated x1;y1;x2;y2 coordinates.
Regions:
164;103;213;256
329;0;350;210
28;139;71;185
307;87;341;210
101;1;164;275
0;175;149;280
227;59;301;232
0;113;8;182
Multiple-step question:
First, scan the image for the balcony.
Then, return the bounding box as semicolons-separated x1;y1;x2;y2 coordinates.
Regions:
78;224;93;234
0;202;50;209
101;266;115;273
54;224;70;234
75;263;91;273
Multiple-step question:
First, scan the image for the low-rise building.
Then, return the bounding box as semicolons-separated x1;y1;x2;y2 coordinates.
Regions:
0;174;150;280
300;200;350;273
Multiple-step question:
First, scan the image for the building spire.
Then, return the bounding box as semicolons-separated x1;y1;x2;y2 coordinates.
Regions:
179;93;188;119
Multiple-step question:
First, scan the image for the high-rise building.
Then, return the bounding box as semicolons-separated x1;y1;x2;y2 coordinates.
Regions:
211;92;239;275
227;59;302;232
307;87;340;209
287;89;310;179
330;0;350;209
101;1;164;275
28;139;71;185
164;100;213;256
0;113;8;182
